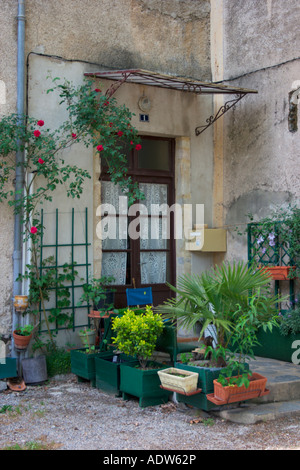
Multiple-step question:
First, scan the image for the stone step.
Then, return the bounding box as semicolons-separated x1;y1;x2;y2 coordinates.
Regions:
213;399;300;424
211;356;300;424
249;356;300;403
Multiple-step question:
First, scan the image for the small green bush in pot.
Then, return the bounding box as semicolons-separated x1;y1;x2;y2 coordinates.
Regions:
111;306;164;369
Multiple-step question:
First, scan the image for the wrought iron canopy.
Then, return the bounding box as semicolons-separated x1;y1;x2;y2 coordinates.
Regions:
84;69;257;135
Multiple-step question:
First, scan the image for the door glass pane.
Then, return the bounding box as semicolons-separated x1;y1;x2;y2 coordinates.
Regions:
138;139;170;170
139;182;169;250
102;252;127;285
140;252;168;284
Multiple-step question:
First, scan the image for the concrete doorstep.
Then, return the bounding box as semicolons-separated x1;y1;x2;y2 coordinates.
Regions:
210;356;300;424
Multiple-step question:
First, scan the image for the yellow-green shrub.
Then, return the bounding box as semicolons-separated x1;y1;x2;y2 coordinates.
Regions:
111;306;164;369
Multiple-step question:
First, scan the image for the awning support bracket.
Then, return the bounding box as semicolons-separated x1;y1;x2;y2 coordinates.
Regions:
195;93;246;136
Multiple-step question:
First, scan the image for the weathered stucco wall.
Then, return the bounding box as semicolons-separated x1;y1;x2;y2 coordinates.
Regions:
25;0;211;80
221;0;300;261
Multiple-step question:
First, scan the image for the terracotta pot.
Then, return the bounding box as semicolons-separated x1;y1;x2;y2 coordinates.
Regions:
13;331;32;350
207;372;269;405
13;295;29;312
263;266;295;280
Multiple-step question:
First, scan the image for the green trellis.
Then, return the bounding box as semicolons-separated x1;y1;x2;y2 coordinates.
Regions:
37;207;92;334
247;221;295;308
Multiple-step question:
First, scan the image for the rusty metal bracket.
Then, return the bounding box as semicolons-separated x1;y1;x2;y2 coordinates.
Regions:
195;93;246;136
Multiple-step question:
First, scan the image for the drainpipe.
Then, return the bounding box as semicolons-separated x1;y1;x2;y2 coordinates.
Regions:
12;0;26;358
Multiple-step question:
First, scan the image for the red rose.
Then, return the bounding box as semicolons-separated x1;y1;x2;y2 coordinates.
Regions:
37;120;44;126
30;226;38;234
94;88;101;92
38;158;45;164
109;123;113;128
117;131;123;137
135;144;142;151
33;130;41;137
97;145;104;152
103;101;109;107
72;133;77;139
130;141;133;145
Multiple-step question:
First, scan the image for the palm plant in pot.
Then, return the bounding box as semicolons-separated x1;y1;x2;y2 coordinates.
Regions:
205;300;275;404
157;261;281;399
111;306;171;407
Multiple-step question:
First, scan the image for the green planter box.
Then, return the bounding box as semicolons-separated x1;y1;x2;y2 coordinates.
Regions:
0;357;17;379
70;348;101;386
253;326;300;363
120;362;171;408
176;390;218;411
95;353;137;396
175;362;223;394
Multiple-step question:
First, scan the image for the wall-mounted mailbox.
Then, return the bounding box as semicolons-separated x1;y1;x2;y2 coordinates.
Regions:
186;225;227;252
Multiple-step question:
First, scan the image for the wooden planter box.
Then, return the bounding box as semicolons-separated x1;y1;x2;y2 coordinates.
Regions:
207;373;269;405
94;352;137;396
0;357;17;379
175;362;224;394
119;362;171;408
253;326;300;363
158;367;200;395
70;348;103;386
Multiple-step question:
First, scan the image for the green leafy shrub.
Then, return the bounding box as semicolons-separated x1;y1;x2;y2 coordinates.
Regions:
111;306;164;369
279;306;300;336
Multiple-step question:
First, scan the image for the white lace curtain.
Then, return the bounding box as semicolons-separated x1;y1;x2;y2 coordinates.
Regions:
101;181;168;285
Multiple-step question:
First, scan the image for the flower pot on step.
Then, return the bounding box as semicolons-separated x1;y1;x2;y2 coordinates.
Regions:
206;372;270;405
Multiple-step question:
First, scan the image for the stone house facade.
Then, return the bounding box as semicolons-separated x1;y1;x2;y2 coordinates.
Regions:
0;0;299;349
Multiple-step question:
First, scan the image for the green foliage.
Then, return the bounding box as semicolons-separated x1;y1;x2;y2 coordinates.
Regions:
157;261;281;349
14;324;34;336
179;352;194;364
0;76;143;348
111;306;164;369
279;305;300;336
78;327;96;354
44;344;72;377
18;256;78;330
206;297;278;388
247;204;300;278
77;275;115;311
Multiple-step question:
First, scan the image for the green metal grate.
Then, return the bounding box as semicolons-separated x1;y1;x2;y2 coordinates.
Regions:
38;207;92;334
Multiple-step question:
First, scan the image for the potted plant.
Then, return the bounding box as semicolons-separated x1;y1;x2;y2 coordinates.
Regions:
247;204;300;279
206;304;271;405
78;275;116;314
13;324;35;350
157;261;280;410
111;306;171;407
78;327;96;349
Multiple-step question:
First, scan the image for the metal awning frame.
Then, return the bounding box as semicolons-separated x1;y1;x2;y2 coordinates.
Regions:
84;69;257;136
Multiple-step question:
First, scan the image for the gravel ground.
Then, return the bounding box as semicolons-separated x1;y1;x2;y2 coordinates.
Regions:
0;374;299;451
